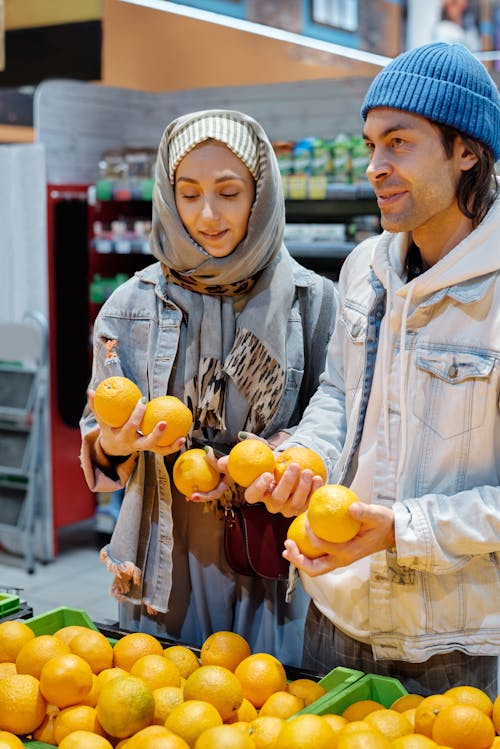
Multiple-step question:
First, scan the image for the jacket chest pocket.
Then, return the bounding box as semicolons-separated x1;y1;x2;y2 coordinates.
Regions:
413;348;494;439
340;305;367;394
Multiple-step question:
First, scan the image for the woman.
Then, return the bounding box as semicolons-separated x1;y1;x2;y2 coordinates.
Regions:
80;109;337;667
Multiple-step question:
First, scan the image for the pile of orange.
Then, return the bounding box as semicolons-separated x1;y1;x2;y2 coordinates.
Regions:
0;619;500;749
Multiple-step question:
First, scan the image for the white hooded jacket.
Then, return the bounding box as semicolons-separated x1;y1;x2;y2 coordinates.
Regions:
286;194;500;662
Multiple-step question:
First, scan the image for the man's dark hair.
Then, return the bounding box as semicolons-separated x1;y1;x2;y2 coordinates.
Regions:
438;124;498;227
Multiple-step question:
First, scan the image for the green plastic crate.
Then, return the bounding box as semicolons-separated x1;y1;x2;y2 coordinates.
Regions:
304;672;408;716
296;666;364;716
0;592;20;617
24;606;99;636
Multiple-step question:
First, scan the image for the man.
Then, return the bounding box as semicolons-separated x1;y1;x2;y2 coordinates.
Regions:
245;41;500;697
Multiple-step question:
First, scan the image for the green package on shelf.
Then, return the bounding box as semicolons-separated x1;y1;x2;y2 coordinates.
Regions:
95;178;154;201
95;179;113;201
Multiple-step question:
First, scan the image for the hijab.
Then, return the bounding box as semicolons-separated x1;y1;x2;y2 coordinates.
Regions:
149;109;295;438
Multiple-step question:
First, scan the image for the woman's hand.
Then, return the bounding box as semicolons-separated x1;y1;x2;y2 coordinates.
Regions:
283;502;396;576
88;389;186;458
185;446;233;502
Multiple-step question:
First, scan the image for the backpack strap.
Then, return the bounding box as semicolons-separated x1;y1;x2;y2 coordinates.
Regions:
297;276;336;413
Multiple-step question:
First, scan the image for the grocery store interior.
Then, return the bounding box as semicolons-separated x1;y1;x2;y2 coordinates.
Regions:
0;0;499;664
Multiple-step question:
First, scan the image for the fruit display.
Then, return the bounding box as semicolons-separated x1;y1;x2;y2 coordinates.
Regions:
0;610;498;748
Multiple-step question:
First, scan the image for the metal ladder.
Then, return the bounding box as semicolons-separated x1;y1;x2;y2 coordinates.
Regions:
0;310;53;573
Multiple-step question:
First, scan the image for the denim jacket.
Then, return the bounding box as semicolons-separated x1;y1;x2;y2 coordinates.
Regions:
286;200;500;662
80;258;336;612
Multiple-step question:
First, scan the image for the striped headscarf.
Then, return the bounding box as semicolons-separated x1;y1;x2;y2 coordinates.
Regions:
168;113;261;184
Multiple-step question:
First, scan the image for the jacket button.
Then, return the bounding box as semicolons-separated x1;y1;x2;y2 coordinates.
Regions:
448;364;458;378
351;324;361;337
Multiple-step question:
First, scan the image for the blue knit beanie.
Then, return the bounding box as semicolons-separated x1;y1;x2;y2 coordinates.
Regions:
361;41;500;160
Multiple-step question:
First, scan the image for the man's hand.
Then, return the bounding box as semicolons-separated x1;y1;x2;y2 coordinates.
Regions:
244;463;324;517
283;502;396;575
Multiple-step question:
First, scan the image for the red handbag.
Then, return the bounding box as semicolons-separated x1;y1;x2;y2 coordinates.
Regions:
223;502;292;580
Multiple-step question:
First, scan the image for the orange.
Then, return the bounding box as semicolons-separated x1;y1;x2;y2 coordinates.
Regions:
0;732;24;749
130;653;182;690
401;707;417;729
95;666;129;690
32;712;57;744
274;446;327;485
69;628;114;674
307;484;362;543
165;699;222;746
96;674;155;738
0;620;35;662
364;708;413;741
113;631;164;671
173;449;221;496
259;690;304;719
493;693;500;733
192;724;255;749
337;730;392;749
275;714;334;749
431;702;495;749
413;693;455;737
15;633;71;679
57;731;114;749
234;653;287;709
141;395;193;446
55;624;93;646
152;685;185;724
342;699;386;721
94;376;142;428
286;512;325;558
321;713;348;738
248;715;286;749
443;684;493;716
287;677;326;706
226;697;259;724
0;673;46;734
53;704;107;744
338;720;382;738
227;439;276;487
200;631;251;672
391;694;425;713
391;736;438;749
183;664;243;721
39;652;94;707
80;673;100;707
125;725;190;749
163;645;200;679
0;664;16;679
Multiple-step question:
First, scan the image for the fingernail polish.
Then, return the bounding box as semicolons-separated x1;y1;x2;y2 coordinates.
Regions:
238;431;248;440
141;396;148;405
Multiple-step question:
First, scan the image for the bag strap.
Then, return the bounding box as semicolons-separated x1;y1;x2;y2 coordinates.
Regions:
297;276;335;413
